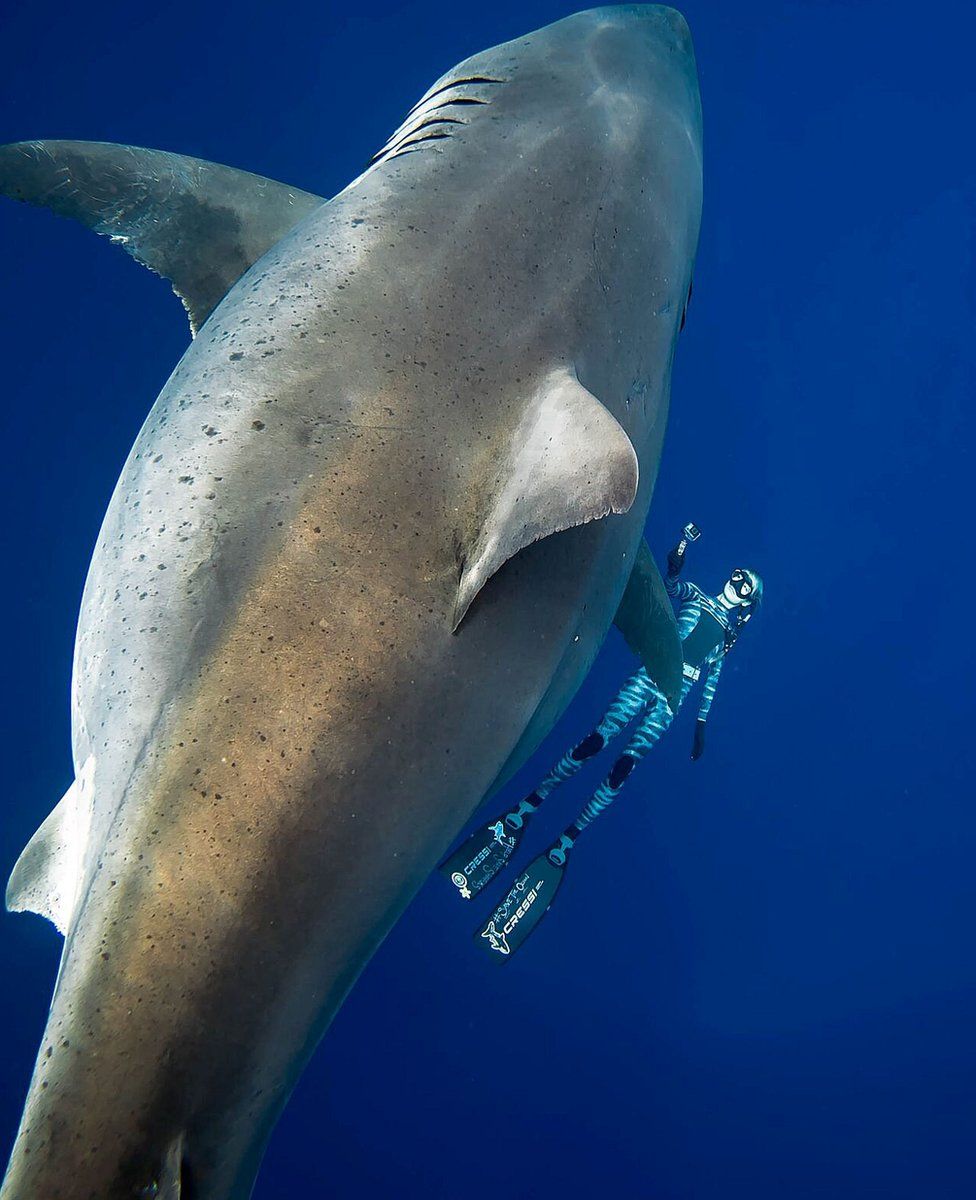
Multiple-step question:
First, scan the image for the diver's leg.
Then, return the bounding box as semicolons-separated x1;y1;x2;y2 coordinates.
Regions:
571;681;678;835
473;680;686;954
532;669;659;802
442;670;658;900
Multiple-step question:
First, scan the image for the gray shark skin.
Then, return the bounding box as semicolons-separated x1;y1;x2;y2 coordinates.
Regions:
0;7;701;1199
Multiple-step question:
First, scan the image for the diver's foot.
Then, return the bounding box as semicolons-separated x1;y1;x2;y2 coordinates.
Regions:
474;838;570;960
438;794;540;900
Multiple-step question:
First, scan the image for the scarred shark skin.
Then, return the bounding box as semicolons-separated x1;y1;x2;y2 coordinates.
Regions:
0;8;701;1198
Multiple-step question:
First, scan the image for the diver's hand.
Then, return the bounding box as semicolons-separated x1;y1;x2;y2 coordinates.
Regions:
691;720;706;761
668;523;699;575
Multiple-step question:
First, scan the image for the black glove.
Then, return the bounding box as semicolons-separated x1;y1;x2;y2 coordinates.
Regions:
667;543;686;577
691;720;706;761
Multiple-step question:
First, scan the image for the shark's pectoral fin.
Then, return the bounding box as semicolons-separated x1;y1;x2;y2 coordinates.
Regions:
614;539;684;713
454;366;639;629
6;755;96;935
0;140;325;334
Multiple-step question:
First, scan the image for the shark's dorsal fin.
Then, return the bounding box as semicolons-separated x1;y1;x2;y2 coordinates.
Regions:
0;140;324;334
6;755;96;936
613;538;684;712
454;366;638;629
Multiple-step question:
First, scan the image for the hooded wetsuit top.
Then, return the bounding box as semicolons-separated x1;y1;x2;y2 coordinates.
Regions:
665;576;739;722
680;599;726;672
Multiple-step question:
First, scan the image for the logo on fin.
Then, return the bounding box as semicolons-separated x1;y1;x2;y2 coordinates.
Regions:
451;871;473;900
481;920;511;955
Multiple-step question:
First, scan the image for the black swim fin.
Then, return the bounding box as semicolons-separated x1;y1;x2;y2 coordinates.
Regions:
473;833;575;961
439;795;539;900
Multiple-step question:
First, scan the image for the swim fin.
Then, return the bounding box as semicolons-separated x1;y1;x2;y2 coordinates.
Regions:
474;834;574;961
439;795;539;899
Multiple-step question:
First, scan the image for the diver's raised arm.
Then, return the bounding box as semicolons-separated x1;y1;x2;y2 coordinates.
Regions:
666;521;700;599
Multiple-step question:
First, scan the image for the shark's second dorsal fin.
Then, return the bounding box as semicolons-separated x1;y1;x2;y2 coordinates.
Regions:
613;539;684;712
454;366;639;629
0;140;325;334
6;755;96;936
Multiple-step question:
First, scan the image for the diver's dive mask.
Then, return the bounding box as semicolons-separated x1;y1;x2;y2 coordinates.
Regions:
723;568;763;613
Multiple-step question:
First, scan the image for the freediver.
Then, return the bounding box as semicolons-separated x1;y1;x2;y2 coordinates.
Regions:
440;523;763;957
527;523;764;829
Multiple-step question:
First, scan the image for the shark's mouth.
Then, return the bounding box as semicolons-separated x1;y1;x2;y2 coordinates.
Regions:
369;75;506;167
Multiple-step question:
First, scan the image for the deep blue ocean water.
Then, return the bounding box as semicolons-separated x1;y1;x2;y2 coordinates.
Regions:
1;2;974;1196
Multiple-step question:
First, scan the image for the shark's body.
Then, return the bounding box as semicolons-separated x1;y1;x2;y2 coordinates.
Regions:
0;8;701;1198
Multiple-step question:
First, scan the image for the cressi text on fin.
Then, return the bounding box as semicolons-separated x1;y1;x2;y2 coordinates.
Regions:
474;849;567;961
439;795;538;899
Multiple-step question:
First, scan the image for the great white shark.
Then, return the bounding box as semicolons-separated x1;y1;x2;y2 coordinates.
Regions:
0;7;702;1197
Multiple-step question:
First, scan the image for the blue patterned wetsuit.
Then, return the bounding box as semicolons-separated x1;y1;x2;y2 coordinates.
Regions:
532;566;739;833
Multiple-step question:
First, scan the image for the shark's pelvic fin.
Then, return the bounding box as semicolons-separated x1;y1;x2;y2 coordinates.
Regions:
454;366;639;629
613;538;684;712
0;140;325;334
6;755;96;935
157;1133;186;1199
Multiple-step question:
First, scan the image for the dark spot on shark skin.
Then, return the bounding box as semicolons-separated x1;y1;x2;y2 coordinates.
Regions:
251;420;265;431
229;352;244;361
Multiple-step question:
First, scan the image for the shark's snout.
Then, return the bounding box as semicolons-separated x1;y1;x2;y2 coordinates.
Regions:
569;5;699;95
586;4;694;44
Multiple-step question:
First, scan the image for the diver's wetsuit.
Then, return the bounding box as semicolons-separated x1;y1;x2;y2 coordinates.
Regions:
532;562;738;832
